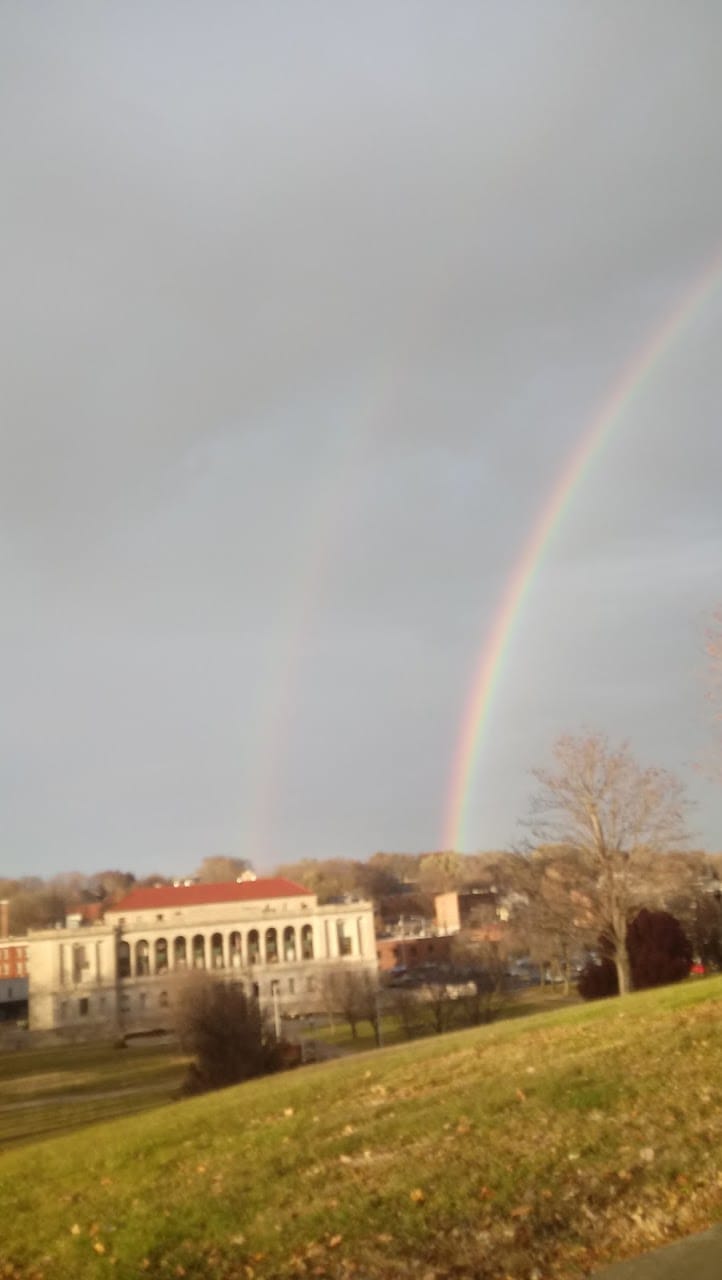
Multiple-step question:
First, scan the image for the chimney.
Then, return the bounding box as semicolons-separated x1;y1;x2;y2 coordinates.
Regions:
0;900;9;939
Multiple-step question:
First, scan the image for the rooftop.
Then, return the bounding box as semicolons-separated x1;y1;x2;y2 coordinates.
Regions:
108;877;311;914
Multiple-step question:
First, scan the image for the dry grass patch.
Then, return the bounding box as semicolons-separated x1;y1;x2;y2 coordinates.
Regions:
1;979;722;1278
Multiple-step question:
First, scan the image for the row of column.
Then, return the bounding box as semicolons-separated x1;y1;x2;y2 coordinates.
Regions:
118;923;319;978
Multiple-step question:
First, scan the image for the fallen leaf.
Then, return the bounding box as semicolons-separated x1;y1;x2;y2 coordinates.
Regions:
328;1235;342;1248
511;1205;532;1219
92;1242;106;1255
410;1188;426;1204
70;1225;81;1236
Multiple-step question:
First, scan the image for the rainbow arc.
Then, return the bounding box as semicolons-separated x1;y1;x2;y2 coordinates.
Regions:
443;248;722;852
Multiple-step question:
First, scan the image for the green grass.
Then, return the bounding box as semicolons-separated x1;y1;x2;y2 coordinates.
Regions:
306;988;581;1052
0;1039;188;1150
2;978;722;1279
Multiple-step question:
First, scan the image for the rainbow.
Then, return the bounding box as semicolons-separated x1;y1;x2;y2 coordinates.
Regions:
443;248;722;852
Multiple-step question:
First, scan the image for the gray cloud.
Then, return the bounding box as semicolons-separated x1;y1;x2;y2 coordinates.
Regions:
2;2;722;873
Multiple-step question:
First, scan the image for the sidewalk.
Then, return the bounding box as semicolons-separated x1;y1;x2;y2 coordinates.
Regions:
593;1224;722;1278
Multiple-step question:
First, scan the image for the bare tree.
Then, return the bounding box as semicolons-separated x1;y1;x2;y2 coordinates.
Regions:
515;847;597;994
173;972;278;1092
529;734;689;995
194;856;253;883
320;968;381;1044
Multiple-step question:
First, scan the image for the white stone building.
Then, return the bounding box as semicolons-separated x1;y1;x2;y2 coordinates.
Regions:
26;877;377;1034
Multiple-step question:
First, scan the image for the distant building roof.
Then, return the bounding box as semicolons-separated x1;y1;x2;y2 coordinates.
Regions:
109;877;311;913
66;902;105;924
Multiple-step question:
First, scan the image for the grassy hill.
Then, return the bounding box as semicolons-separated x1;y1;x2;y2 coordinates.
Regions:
3;978;722;1279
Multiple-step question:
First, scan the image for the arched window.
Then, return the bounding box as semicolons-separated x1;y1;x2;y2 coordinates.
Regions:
247;930;260;964
136;940;150;976
265;928;278;963
159;990;169;1008
301;924;314;960
192;934;206;969
211;933;224;969
283;926;296;962
229;931;242;967
118;940;131;979
155;938;168;973
173;936;187;968
337;920;352;957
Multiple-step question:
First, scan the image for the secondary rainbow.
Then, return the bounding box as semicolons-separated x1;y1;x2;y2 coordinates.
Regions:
443;247;722;852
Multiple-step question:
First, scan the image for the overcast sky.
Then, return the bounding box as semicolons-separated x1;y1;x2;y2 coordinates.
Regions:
2;2;722;879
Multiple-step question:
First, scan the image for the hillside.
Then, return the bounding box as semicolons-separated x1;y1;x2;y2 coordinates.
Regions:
3;979;722;1279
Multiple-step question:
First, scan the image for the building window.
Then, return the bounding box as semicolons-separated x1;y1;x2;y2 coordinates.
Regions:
120;994;130;1012
173;936;187;968
159;991;169;1008
155;938;169;973
139;993;146;1010
211;932;224;970
288;978;295;995
118;941;131;979
306;976;316;993
156;914;164;922
301;924;314;960
229;931;242;967
283;926;296;962
265;928;278;963
337;920;352;957
247;930;260;964
73;944;88;984
78;998;89;1017
192;935;205;969
136;940;150;977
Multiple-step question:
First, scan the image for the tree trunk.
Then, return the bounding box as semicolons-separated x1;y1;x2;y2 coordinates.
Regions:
614;947;631;996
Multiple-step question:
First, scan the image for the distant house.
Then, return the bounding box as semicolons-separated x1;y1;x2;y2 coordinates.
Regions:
26;877;377;1035
376;932;453;972
434;889;507;943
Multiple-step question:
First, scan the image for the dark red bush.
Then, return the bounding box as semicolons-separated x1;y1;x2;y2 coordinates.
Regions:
578;909;692;999
627;908;692;990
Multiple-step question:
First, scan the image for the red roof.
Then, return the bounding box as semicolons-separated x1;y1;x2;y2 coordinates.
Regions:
108;877;310;914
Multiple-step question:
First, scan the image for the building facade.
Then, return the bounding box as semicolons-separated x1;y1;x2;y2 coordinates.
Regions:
0;942;29;1023
26;877;377;1034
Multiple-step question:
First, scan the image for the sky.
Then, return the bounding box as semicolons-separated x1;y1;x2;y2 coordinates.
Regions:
2;2;722;879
